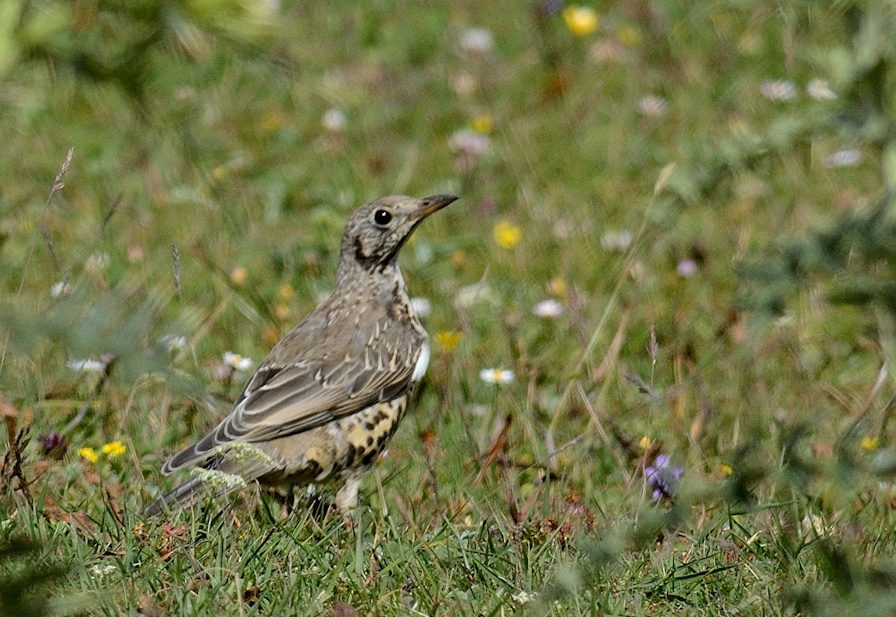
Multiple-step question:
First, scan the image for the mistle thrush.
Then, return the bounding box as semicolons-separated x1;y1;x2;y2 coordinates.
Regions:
146;194;457;516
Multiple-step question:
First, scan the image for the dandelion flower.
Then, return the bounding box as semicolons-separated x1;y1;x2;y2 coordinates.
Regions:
548;277;568;298
862;436;880;451
479;368;515;385
101;441;127;458
563;6;599;37
78;447;99;463
720;463;733;476
435;330;462;351
278;284;295;302
533;299;563;318
230;266;248;286
472;115;494;135
223;351;253;371
493;221;521;250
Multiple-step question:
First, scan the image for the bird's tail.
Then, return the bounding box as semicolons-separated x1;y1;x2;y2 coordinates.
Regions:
144;476;206;517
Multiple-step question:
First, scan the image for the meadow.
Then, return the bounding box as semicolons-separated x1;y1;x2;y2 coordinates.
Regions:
2;1;896;615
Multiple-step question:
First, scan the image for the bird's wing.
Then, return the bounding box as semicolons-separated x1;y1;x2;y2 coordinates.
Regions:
162;341;421;474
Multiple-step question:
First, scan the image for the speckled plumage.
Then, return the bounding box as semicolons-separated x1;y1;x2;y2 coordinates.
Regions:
146;194;457;516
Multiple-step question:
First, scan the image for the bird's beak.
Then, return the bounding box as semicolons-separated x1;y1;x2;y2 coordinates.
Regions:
417;194;459;218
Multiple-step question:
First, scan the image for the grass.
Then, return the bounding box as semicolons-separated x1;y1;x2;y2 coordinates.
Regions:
3;1;896;615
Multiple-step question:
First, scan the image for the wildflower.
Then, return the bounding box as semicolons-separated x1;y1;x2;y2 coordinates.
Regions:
645;454;683;501
78;447;99;463
435;330;462;351
322;108;348;132
617;25;642;46
67;358;106;373
230;266;248;286
720;463;733;476
472;115;494;135
548;277;568;298
600;230;633;252
410;297;432;318
84;252;110;274
589;39;624;64
259;110;287;133
50;281;72;298
511;591;537;605
89;563;118;578
677;259;698;277
160;334;187;352
101;441;126;458
455;282;499;308
862;436;880;451
448;129;491;156
638;95;669;117
451;71;478;96
760;79;797;101
278;284;295;302
40;431;67;459
459;27;494;55
533;299;563;318
479;368;515;385
493;221;521;250
563;6;599;37
807;79;836;101
824;149;862;168
223;351;253;372
638;436;653;452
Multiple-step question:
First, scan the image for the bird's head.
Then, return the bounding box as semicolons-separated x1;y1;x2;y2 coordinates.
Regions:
340;194;458;271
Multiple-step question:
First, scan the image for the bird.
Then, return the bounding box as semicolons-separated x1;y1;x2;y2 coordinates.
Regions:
145;194;458;517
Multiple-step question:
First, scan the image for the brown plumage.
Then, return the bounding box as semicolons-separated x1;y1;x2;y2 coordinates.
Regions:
146;194;457;516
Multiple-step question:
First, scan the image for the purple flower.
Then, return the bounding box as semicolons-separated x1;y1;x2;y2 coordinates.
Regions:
40;430;68;459
645;454;683;501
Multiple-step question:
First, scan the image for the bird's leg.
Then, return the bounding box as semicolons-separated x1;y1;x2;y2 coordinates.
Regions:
335;471;364;527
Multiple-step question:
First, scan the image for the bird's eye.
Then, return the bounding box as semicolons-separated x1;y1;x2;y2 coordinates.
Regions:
374;209;393;226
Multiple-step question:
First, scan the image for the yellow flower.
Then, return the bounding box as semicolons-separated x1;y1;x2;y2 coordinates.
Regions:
278;284;295;302
720;463;733;476
230;266;248;286
78;447;99;463
259;110;287;133
563;6;599;37
862;436;880;451
101;441;126;458
435;330;463;352
275;303;290;320
638;436;652;452
472;114;494;135
548;277;568;299
493;221;521;250
617;25;642;47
